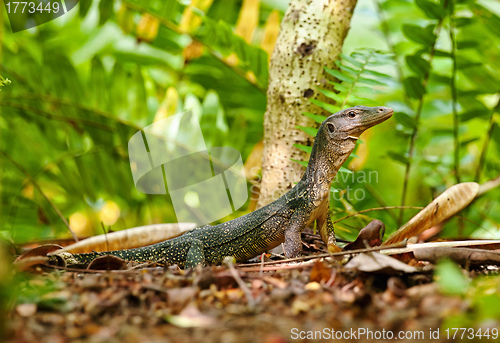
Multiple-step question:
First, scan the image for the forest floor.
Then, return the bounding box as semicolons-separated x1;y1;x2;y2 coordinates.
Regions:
3;230;499;343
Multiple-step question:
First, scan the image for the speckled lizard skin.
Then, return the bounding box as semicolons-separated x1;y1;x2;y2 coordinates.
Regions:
72;106;393;268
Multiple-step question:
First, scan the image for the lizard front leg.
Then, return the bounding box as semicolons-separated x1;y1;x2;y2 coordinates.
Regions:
283;215;307;258
318;211;342;253
184;238;206;268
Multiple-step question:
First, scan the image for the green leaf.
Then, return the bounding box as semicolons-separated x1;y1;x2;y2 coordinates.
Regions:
433;50;452;58
357;77;387;86
296;126;318;137
316;88;344;103
351;86;384;94
394;112;417;129
340;54;364;68
415;0;445;19
80;0;93;17
303;112;327;123
338;64;359;75
435;259;469;295
310;99;340;113
402;24;437;46
291;159;309;168
406;55;430;77
403;77;426;99
362;69;392;79
491;122;500;149
459;109;491;122
89;57;108;109
194;16;269;88
339;167;353;174
460;137;479;149
99;0;114;26
332;82;350;93
347;94;375;105
325;68;355;83
293;144;312;154
387;151;409;164
471;4;500;38
454;17;475;27
456;41;480;50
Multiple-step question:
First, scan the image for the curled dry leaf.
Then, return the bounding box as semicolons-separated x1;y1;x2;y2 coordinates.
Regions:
383;182;480;246
87;255;129;271
309;259;332;283
345;252;418;274
13;256;50;272
51;223;196;254
13;244;63;271
344;219;385;251
14;244;63;262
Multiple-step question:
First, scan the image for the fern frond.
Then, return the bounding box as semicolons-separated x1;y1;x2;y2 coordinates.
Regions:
316;48;394;111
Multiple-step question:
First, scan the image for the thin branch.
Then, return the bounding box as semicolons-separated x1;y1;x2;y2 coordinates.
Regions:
373;0;413;109
398;16;446;226
449;0;460;184
0;150;78;242
332;205;423;224
225;258;255;308
364;183;399;223
238;240;408;268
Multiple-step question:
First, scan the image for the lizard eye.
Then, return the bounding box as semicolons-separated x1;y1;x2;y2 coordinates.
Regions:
348;111;356;118
327;122;335;133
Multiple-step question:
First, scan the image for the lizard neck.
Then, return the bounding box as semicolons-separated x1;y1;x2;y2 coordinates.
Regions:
302;135;356;204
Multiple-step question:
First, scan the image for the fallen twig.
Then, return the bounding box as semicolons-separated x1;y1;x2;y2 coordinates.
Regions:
238;241;408;268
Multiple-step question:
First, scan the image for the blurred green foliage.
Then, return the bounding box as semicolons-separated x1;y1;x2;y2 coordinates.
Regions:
0;0;499;247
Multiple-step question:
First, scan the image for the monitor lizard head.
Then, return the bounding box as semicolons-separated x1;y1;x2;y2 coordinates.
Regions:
305;106;393;184
323;106;393;141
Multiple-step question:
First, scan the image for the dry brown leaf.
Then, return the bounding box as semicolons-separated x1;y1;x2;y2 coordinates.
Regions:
344;219;385;251
344;252;418;274
383;182;479;246
413;246;500;266
87;255;129;271
183;40;204;63
14;244;63;262
309;259;332;283
51;223;196;254
382;240;500;256
13;256;49;272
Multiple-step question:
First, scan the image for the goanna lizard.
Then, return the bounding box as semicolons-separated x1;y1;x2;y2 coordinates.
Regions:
72;106;393;268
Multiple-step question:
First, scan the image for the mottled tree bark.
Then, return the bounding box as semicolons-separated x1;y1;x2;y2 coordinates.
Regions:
257;0;358;208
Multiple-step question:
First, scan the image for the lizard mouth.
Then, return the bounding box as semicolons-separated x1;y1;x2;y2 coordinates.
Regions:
364;107;393;128
347;107;393;136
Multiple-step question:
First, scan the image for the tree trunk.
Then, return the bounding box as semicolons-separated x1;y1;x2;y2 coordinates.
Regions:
257;0;358;208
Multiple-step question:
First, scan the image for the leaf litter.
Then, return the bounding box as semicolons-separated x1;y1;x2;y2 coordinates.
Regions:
5;228;500;343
